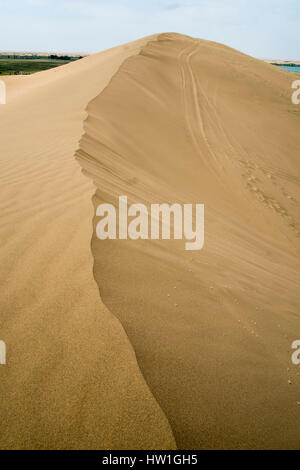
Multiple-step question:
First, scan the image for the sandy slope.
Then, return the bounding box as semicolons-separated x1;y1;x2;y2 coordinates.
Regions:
0;37;176;450
77;33;300;449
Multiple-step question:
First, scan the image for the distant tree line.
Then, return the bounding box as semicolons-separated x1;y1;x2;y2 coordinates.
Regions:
0;54;83;61
272;63;298;67
48;54;83;61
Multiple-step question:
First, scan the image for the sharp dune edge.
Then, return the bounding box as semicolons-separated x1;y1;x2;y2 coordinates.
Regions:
0;35;176;450
0;32;299;451
77;33;300;449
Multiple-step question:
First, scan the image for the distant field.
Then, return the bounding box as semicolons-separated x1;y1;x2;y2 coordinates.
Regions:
0;55;83;75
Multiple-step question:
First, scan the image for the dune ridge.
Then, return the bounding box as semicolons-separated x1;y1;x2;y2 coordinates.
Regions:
0;36;176;449
77;33;300;449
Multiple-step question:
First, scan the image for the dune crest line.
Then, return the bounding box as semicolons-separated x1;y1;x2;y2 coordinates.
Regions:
0;35;176;450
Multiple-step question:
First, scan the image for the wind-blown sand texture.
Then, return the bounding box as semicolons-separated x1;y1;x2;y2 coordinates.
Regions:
0;35;175;450
1;32;300;450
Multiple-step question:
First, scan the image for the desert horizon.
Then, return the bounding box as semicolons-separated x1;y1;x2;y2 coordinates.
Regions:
0;0;300;459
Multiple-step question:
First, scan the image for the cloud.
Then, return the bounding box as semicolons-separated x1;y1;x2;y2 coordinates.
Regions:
0;0;298;58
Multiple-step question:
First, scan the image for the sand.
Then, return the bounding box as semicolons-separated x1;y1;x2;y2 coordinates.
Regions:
77;33;300;449
0;36;175;450
0;32;300;450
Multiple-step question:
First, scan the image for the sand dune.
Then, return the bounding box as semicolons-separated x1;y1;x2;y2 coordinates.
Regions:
77;33;300;449
0;36;176;450
1;32;299;450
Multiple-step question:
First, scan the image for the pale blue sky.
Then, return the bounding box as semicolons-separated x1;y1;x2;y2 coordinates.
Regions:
0;0;299;59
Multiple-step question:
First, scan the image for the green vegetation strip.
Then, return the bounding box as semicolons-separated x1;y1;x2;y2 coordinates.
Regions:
0;55;83;75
